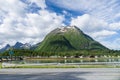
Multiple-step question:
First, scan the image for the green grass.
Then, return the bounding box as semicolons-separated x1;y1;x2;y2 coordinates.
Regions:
2;58;120;68
26;57;120;62
0;63;2;69
79;65;118;68
26;57;97;60
3;64;120;68
5;65;78;68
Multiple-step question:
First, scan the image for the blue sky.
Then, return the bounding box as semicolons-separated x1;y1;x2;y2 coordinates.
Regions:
0;0;120;50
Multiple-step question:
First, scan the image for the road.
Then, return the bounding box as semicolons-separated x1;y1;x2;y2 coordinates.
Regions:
0;68;120;80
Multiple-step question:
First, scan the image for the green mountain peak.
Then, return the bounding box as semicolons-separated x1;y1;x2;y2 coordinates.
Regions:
35;26;108;53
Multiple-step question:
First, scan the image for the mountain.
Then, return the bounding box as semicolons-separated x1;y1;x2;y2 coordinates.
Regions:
0;42;32;53
0;44;11;52
21;43;31;49
35;26;108;53
13;42;23;49
13;42;31;49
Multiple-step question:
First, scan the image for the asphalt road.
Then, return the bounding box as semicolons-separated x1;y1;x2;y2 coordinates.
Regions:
0;68;120;80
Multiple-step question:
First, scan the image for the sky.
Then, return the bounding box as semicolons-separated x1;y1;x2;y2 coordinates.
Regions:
0;0;120;50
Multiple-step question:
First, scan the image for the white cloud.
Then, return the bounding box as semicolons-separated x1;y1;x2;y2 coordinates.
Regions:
90;30;117;39
0;0;26;16
49;0;120;21
71;14;107;32
24;10;64;38
29;0;46;9
0;0;65;48
71;14;111;36
109;22;120;30
101;38;120;50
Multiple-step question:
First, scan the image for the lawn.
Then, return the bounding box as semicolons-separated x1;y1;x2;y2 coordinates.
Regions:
2;64;120;68
1;57;120;68
0;63;2;68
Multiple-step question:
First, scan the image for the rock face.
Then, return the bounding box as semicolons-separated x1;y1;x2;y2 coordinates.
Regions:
35;26;107;52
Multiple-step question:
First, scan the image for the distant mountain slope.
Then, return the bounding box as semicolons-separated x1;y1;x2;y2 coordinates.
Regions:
0;42;32;53
13;42;23;49
0;44;11;52
35;26;107;53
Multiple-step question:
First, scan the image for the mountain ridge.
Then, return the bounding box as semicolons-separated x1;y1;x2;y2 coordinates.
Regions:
0;42;32;52
35;26;108;53
0;26;108;53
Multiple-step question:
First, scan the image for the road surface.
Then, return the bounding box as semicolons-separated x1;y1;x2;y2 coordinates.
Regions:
0;68;120;80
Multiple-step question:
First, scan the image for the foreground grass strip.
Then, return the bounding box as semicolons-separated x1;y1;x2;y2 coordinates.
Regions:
5;65;78;68
79;65;115;68
4;64;120;68
0;63;2;69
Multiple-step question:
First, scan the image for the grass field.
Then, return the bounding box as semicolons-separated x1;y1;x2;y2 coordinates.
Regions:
0;63;2;68
1;57;120;68
26;57;120;61
12;65;77;68
3;64;120;68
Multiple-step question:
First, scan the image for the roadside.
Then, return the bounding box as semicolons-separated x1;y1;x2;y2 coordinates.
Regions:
1;62;120;68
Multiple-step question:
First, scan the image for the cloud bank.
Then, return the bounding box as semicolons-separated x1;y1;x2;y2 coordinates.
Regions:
0;0;64;48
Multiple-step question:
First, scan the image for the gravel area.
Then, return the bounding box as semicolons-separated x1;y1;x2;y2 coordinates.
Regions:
0;68;120;80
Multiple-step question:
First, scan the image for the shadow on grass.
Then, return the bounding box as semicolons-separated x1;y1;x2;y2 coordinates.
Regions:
0;72;89;80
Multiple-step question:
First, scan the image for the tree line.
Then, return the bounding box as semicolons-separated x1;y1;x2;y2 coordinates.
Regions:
0;49;120;58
